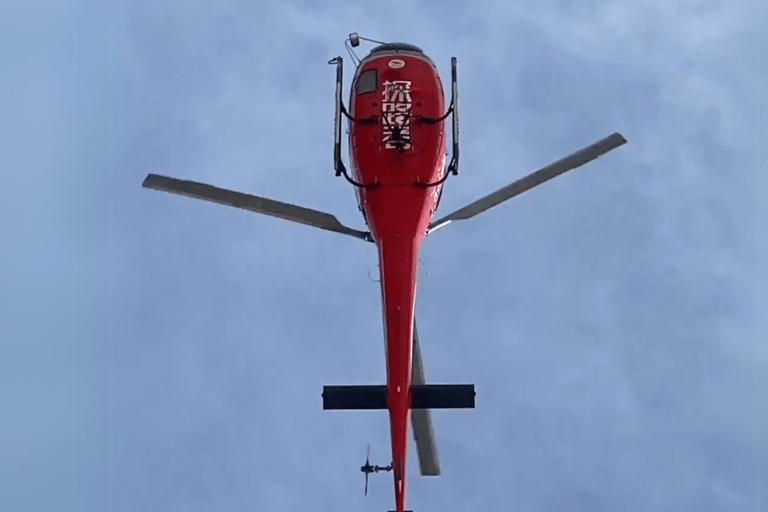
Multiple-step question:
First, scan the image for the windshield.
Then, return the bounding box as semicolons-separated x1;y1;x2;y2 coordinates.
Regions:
369;42;423;54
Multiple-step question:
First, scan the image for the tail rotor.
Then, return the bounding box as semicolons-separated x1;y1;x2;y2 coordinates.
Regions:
363;444;371;496
360;444;391;496
365;444;371;496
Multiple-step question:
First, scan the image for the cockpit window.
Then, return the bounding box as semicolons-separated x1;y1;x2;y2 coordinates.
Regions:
369;43;423;54
356;69;377;94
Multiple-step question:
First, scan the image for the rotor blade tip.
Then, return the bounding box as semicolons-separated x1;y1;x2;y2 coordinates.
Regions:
142;174;160;188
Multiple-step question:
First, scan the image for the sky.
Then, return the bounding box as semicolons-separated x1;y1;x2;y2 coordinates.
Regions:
0;0;765;511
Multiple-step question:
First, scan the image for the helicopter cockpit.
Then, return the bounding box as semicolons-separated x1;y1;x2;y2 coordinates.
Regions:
368;42;424;54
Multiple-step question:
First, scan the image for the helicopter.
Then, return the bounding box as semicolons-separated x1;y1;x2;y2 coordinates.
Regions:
142;32;627;512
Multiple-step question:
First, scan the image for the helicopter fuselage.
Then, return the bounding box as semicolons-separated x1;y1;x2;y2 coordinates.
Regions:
348;44;447;512
141;33;627;512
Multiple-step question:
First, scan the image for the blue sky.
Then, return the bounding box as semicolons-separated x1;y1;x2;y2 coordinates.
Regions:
1;0;764;511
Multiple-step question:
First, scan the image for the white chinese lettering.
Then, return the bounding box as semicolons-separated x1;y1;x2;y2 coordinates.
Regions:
381;80;412;150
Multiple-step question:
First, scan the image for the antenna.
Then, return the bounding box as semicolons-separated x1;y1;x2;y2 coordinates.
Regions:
349;32;386;46
344;32;387;67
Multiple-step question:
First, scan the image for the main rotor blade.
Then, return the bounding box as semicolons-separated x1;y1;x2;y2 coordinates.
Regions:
411;320;441;476
142;174;373;243
427;132;627;234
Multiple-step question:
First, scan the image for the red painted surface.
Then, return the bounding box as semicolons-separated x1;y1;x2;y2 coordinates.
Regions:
349;50;447;512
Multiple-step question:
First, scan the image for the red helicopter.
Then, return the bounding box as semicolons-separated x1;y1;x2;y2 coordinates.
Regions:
142;33;627;512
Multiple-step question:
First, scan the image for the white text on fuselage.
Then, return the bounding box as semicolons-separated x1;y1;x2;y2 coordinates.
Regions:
382;80;412;150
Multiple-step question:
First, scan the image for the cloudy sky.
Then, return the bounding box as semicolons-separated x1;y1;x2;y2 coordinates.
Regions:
1;0;764;511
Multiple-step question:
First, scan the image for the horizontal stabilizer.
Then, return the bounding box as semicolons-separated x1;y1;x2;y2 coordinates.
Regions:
412;384;475;409
323;385;387;410
322;384;475;410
